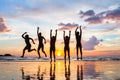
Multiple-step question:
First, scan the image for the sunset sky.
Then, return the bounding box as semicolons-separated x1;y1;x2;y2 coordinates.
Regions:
0;0;120;57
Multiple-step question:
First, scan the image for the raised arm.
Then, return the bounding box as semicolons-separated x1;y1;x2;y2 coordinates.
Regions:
22;32;27;38
37;27;39;36
63;31;65;39
55;29;57;38
50;29;52;38
30;38;35;44
75;27;78;33
80;26;82;36
69;31;71;38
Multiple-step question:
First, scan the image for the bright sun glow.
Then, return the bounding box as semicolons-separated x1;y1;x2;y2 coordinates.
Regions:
57;52;61;56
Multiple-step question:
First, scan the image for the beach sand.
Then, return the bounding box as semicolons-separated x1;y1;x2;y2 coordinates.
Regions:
0;61;120;80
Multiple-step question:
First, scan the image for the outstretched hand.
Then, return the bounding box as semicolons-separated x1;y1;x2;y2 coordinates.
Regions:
37;27;39;30
24;32;27;34
80;26;82;28
76;27;78;29
44;41;46;44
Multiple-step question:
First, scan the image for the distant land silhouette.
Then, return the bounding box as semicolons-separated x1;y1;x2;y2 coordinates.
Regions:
0;53;13;56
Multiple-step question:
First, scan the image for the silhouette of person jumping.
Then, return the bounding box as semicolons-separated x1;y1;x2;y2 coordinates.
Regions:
63;31;71;61
50;29;57;62
21;32;36;57
75;26;82;60
37;27;47;58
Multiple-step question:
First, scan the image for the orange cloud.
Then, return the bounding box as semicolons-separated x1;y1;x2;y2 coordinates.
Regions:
0;17;10;33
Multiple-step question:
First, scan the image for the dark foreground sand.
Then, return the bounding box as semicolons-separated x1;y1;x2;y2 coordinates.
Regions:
0;61;120;80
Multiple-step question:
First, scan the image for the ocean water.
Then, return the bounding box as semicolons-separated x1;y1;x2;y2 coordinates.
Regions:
0;60;120;80
0;56;120;61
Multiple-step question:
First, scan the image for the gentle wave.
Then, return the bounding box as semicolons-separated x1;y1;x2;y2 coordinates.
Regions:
0;56;120;61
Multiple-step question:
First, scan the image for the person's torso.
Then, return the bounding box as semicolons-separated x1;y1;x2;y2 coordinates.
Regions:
50;37;56;47
76;35;81;43
25;38;30;45
38;36;44;44
64;38;70;47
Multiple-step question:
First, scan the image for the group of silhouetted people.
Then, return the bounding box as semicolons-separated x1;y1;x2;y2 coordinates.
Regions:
21;26;82;61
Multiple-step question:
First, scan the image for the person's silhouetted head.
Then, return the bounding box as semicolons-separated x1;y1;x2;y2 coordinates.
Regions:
38;32;41;36
52;36;55;39
66;36;69;39
25;35;29;38
76;32;79;35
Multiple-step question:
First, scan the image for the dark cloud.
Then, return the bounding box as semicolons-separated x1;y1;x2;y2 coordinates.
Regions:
79;10;95;18
82;36;102;50
85;16;102;24
0;17;10;33
79;7;120;24
104;7;120;20
58;23;79;30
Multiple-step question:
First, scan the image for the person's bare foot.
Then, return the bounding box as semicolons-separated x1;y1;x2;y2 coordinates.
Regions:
21;56;24;58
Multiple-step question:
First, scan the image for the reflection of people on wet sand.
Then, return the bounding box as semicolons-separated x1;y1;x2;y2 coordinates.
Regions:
37;27;47;58
63;31;71;61
21;67;30;80
50;29;57;62
77;65;83;80
75;26;82;60
21;66;46;80
37;66;46;80
50;62;56;80
21;32;36;57
64;61;71;80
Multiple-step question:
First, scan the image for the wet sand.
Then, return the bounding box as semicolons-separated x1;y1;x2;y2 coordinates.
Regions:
0;61;120;80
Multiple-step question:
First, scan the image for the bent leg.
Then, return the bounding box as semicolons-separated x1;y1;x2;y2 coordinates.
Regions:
28;49;36;52
28;45;36;52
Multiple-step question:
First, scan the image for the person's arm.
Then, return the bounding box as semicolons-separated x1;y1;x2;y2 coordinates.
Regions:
43;37;46;44
55;29;57;38
30;38;35;44
75;27;78;33
37;27;39;36
63;31;65;39
22;32;27;39
69;31;71;38
75;27;78;37
50;29;52;38
80;26;82;37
